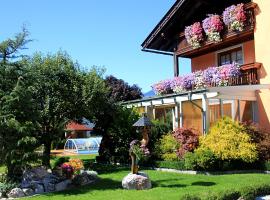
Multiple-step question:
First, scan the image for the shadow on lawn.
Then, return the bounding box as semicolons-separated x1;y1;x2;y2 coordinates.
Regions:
152;179;187;188
42;178;123;197
191;181;216;186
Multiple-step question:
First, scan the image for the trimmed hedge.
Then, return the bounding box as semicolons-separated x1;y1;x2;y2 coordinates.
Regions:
154;160;186;170
152;160;270;172
181;184;270;200
264;161;270;171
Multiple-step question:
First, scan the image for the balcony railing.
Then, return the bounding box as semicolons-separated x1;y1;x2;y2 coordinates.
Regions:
209;62;261;87
176;2;257;58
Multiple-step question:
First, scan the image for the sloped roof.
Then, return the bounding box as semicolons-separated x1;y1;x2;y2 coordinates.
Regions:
66;121;93;131
133;114;153;127
142;0;250;53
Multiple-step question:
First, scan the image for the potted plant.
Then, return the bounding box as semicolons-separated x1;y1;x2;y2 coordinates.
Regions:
223;3;246;32
202;14;224;43
184;22;204;49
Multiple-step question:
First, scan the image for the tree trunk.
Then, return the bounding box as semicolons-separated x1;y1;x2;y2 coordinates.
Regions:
42;138;52;168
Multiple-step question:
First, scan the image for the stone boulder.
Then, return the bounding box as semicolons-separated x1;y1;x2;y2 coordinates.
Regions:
7;188;25;198
33;184;44;194
55;179;72;192
122;172;151;190
22;188;34;196
72;171;98;186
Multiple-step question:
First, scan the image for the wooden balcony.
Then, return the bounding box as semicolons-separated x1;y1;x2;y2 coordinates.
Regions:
176;2;257;58
209;62;261;88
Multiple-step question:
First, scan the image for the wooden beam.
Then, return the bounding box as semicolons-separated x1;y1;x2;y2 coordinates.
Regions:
173;53;179;77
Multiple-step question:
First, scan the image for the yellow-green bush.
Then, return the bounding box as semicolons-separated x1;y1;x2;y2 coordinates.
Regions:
199;117;258;162
158;133;180;161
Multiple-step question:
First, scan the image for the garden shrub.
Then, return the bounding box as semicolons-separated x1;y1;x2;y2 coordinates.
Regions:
52;156;70;168
243;122;270;161
154;160;185;170
97;106;141;164
199;117;258;163
172;127;199;158
157;133;179;161
240;184;270;200
0;181;19;197
181;194;201;200
184;149;218;171
264;161;270;171
149;115;173;160
203;190;240;200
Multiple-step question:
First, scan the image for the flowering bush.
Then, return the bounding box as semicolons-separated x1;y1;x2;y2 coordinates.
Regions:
152;79;172;95
152;63;241;95
172;128;200;158
223;3;246;31
69;158;84;174
130;140;150;162
202;14;223;43
185;22;204;49
61;162;74;178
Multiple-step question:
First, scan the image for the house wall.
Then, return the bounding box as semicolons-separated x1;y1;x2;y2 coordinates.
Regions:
191;40;256;72
253;0;270;130
182;100;203;134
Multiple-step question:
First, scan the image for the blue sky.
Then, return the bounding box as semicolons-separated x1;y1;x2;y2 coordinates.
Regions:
1;0;191;93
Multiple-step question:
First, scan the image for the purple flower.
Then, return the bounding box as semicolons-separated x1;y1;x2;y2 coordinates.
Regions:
223;3;246;31
182;73;195;90
185;22;204;48
202;14;223;43
152;79;173;95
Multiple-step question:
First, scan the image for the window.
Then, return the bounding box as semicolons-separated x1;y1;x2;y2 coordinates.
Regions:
218;47;243;66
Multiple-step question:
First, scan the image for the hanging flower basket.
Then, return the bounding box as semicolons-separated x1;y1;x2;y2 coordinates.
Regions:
223;3;246;32
184;22;204;49
202;14;224;43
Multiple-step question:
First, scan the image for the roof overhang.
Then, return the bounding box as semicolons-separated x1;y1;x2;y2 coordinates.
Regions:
122;85;270;107
142;0;251;53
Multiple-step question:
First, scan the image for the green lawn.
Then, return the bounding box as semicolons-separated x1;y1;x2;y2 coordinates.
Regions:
23;169;270;200
50;154;97;167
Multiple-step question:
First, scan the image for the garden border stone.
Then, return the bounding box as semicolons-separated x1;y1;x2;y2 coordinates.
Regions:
153;168;270;175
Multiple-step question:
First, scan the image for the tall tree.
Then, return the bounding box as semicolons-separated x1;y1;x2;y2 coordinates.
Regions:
0;77;39;180
27;53;112;167
105;75;142;102
0;27;31;63
27;52;85;167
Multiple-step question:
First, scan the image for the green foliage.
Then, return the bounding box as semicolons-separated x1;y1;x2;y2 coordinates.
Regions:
0;78;40;179
52;157;70;169
240;184;270;200
199;117;258;163
205;190;241;200
184;149;218;171
97;107;140;164
0;181;19;197
0;27;31;63
157;133;179;161
149;117;173;160
264;161;270;171
181;194;201;200
154;160;185;170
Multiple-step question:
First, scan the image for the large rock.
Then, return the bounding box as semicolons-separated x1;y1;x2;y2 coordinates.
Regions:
72;171;98;186
55;179;72;192
7;188;25;198
122;172;151;190
33;184;44;194
22;188;34;196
